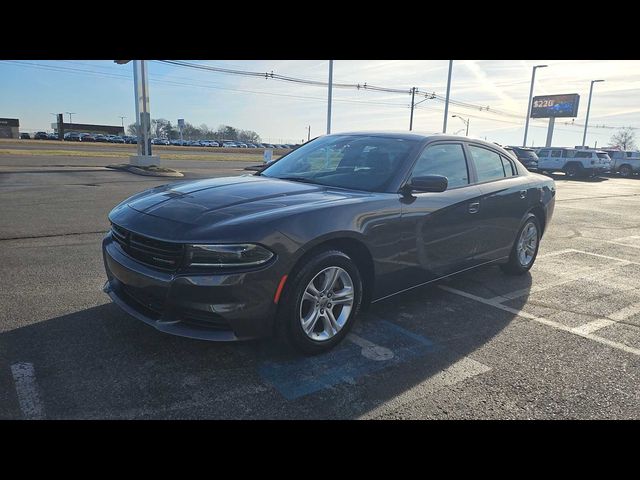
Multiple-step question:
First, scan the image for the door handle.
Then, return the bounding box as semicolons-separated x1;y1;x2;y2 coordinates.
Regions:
519;190;527;199
468;202;480;214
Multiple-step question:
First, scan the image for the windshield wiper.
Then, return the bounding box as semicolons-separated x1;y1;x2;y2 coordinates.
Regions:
277;177;322;185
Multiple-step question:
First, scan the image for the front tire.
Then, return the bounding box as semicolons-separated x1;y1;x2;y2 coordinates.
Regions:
501;215;541;275
278;249;363;355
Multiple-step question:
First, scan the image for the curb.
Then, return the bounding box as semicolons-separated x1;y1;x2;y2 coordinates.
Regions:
106;164;184;177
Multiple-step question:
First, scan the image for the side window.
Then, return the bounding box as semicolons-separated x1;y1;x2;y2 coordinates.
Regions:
539;149;550;157
410;143;469;189
551;150;562;158
575;151;591;158
627;152;633;158
501;156;516;176
468;145;507;183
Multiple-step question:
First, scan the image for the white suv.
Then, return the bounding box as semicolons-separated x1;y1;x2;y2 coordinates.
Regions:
536;148;611;178
604;150;640;177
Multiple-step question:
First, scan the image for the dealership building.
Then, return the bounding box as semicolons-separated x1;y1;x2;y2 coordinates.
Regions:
52;122;125;136
0;118;20;139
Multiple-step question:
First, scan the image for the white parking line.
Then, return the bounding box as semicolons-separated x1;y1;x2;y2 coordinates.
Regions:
572;319;615;335
608;302;640;321
607;236;640;250
360;356;491;419
10;362;45;420
439;285;640;357
489;263;630;303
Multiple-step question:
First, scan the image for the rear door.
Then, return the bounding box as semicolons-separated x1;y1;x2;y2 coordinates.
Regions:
465;143;533;262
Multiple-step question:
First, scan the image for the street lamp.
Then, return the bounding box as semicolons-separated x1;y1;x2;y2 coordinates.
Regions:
522;64;548;147
452;115;469;136
582;80;605;148
119;116;126;128
65;112;76;125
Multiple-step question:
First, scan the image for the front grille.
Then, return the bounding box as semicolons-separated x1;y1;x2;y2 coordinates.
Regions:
178;307;230;330
111;223;184;271
121;284;164;319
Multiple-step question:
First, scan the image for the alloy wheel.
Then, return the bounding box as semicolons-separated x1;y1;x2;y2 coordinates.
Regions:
299;266;354;341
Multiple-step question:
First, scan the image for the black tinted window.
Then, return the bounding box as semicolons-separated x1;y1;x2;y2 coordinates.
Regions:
575;151;591;158
501;156;516;176
551;150;562;158
411;144;469;188
468;145;506;183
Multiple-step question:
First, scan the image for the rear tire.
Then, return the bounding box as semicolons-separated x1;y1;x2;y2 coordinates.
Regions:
278;249;363;355
501;214;541;275
619;164;633;178
564;163;580;178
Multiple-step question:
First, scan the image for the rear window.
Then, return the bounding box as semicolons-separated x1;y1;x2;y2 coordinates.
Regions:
511;148;538;160
597;153;609;159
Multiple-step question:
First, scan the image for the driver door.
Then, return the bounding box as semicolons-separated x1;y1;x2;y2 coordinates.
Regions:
396;142;484;288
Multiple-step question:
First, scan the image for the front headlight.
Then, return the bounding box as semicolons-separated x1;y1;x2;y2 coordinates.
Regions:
186;243;274;267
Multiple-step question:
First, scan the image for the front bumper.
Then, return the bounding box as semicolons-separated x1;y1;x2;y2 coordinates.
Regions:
102;234;282;341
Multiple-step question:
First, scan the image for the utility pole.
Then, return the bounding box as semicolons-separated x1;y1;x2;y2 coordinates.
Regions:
119;116;126;134
307;125;311;141
582;79;605;148
327;60;334;134
523;64;548;147
442;60;453;133
409;87;416;131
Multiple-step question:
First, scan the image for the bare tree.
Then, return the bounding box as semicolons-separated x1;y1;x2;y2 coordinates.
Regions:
609;127;637;150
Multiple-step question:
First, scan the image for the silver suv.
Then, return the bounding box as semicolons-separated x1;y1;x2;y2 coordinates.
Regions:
603;150;640;177
536;147;611;178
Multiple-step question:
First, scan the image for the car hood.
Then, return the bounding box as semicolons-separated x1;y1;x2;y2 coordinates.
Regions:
123;175;369;227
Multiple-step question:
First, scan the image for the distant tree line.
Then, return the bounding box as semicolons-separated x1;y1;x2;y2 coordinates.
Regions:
127;119;261;143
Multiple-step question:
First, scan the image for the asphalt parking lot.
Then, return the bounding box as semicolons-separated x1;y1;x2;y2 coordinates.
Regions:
1;148;639;419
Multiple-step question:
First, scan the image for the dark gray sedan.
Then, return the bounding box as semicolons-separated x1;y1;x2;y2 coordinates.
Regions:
103;132;555;354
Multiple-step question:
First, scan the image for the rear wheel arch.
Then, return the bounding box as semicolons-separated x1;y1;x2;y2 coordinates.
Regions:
527;204;547;236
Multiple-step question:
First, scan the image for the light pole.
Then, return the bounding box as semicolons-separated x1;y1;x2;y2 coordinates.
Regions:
582;79;605;148
327;60;334;134
65;112;76;126
443;60;453;133
119;116;126;129
522;64;548;147
452;115;469;136
307;125;311;142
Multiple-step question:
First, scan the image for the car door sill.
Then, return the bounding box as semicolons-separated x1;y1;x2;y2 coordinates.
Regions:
371;256;509;304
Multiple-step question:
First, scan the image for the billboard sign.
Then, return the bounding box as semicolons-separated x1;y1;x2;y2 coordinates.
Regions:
530;94;580;118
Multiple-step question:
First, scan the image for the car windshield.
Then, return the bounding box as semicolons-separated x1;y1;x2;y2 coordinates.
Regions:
260;135;419;192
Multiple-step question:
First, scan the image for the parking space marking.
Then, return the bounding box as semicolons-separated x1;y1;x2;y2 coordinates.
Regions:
258;319;438;400
609;302;640;321
439;285;640;357
488;263;630;303
360;357;491;419
606;236;640;250
488;248;638;303
572;319;616;335
10;362;44;420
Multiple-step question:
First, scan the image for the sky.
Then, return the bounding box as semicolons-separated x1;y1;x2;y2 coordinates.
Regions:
1;59;639;147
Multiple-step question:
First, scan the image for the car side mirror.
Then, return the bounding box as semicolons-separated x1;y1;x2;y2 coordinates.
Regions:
401;175;448;194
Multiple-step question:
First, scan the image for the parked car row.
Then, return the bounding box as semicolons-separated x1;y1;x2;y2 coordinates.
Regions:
151;138;299;149
502;144;640;179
